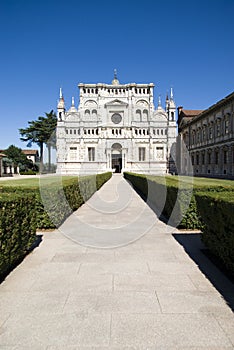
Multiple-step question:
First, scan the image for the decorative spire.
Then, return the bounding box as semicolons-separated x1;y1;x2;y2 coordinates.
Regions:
68;96;77;112
157;94;164;111
170;87;174;100
57;87;65;109
114;68;117;79
158;95;162;107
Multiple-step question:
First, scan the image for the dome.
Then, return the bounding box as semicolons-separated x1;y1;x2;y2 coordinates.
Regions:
111;69;120;85
112;78;120;85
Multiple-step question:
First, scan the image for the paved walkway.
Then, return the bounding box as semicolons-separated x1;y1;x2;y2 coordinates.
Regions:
0;174;234;349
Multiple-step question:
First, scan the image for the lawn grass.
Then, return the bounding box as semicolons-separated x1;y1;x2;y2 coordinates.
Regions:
175;175;234;187
0;176;79;188
143;174;234;190
1;174;233;191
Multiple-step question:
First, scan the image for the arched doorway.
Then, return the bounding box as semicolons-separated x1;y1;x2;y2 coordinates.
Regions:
111;143;122;173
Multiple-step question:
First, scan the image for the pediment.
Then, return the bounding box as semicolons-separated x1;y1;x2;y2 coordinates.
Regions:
152;111;167;121
104;99;128;107
65;113;80;121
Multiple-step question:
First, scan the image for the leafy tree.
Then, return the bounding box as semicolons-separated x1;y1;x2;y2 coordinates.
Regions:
4;145;35;173
19;110;57;173
44;111;57;172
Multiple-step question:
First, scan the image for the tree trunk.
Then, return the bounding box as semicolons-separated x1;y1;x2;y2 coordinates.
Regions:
39;142;44;174
48;144;51;173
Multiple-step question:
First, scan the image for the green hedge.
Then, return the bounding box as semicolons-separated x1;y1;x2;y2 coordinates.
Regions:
0;192;37;280
20;170;37;175
0;172;112;229
124;172;234;229
0;172;112;279
124;172;234;278
195;191;234;278
124;172;198;228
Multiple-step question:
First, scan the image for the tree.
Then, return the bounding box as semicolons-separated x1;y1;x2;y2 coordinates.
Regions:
19;110;57;173
4;145;34;173
44;110;57;172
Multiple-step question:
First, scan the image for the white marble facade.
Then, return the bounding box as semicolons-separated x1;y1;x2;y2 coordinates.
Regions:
56;73;177;175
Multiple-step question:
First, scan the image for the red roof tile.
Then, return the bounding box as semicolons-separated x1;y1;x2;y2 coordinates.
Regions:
22;150;39;155
181;110;204;117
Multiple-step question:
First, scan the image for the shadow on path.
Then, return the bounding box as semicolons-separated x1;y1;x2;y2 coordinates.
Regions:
173;233;234;312
0;234;43;284
127;179;234;312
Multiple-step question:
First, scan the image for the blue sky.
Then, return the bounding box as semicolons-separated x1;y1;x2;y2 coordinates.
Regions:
0;0;233;150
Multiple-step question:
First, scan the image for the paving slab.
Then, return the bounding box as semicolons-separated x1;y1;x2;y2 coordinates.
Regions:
111;314;233;348
114;272;196;292
0;174;233;348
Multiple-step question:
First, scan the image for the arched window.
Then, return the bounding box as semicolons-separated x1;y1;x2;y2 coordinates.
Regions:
92;109;97;116
136;109;141;121
85;109;90;119
171;112;174;121
143;109;148;121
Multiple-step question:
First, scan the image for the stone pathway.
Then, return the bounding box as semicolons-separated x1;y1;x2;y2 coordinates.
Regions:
0;174;234;349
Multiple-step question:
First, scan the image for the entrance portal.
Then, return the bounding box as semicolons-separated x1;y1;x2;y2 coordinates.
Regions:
111;143;122;173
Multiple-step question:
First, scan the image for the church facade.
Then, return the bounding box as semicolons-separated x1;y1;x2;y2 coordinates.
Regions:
56;73;177;175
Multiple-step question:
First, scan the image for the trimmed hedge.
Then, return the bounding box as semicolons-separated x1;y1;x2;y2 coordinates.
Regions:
20;170;37;175
0;192;37;280
124;172;234;279
0;172;112;279
195;191;234;279
0;172;112;229
124;172;234;229
124;172;198;228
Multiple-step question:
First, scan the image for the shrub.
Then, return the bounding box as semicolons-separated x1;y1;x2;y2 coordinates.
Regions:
0;172;112;229
195;191;234;278
124;172;198;229
124;172;234;230
19;170;37;175
0;192;37;280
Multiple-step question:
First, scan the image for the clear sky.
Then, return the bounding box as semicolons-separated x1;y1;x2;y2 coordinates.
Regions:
0;0;233;150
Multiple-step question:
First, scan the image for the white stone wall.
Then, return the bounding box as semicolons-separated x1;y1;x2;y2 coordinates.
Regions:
56;80;177;175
